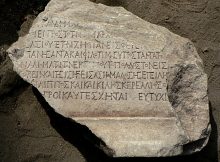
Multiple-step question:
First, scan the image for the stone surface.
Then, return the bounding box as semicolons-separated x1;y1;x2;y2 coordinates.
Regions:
7;0;210;157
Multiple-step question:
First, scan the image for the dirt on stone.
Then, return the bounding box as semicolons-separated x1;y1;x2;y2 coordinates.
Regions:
0;0;219;162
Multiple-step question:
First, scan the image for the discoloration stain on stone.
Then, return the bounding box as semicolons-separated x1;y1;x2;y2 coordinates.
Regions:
11;48;24;59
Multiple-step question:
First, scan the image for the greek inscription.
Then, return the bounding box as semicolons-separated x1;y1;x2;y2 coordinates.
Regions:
25;18;169;102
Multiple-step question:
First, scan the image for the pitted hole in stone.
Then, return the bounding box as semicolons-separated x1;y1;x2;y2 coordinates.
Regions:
42;17;48;21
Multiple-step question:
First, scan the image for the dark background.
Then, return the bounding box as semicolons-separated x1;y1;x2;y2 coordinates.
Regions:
0;0;219;161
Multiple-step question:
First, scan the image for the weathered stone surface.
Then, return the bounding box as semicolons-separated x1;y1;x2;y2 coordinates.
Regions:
7;0;210;157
